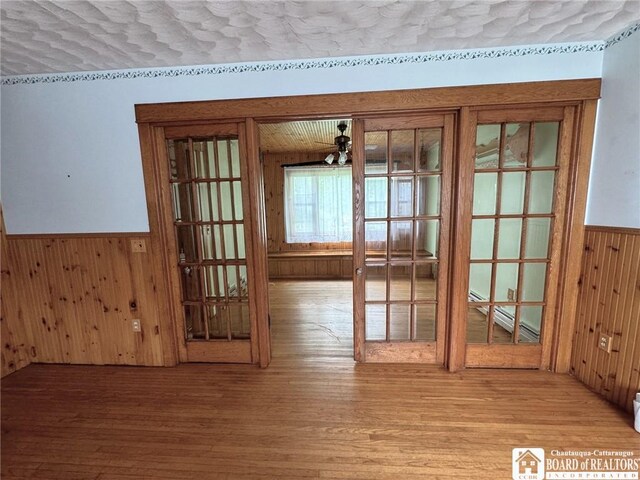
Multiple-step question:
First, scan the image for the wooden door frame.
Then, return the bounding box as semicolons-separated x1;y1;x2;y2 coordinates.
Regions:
135;79;600;371
137;122;268;365
447;101;598;372
352;113;456;364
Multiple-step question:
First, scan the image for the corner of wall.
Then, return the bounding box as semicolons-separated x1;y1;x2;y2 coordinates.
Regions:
1;206;34;377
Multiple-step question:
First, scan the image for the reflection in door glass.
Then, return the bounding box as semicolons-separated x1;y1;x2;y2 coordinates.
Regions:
389;304;411;340
363;123;445;346
365;131;387;174
389;264;412;301
167;135;250;342
415;304;436;341
416;176;441;216
365;304;386;341
475;125;500;169
417;129;442;172
503;123;530;168
467;121;559;345
391;130;414;173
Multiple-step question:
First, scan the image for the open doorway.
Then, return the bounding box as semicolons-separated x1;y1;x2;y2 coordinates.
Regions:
258;119;355;362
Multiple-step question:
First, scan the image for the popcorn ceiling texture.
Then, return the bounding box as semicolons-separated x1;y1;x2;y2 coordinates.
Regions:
1;0;639;76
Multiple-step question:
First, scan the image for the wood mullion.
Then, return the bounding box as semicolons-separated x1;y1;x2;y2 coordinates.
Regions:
212;138;232;341
187;139;210;341
410;227;417;341
513;123;536;344
170;177;242;184
471;213;554;220
174;220;244;226
227;140;240;261
466;166;559;174
385;131;392;342
487;305;496;345
410;131;419;340
470;258;550;264
201;141;222;311
487;124;506;344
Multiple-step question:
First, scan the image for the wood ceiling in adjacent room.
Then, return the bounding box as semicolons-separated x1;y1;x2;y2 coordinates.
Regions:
259;120;350;154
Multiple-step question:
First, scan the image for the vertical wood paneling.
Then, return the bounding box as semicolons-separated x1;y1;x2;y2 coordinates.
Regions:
263;152;352;253
1;209;34;377
571;226;640;413
3;235;166;367
263;151;353;279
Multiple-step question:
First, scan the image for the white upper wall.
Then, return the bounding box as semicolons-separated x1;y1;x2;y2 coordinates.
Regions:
587;31;640;228
0;45;605;233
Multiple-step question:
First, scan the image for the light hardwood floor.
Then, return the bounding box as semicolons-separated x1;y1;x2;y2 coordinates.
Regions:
269;279;511;356
2;280;639;479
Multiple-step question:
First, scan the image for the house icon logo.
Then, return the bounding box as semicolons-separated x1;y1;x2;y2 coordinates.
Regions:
512;448;545;480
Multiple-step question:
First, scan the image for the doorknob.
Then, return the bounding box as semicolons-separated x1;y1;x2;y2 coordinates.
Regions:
355;267;363;276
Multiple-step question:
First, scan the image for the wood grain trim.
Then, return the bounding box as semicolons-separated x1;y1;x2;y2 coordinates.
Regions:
186;340;252;363
164;123;239;139
352;118;365;362
447;107;475;372
6;232;151;239
552;99;598;373
245;118;272;367
538;106;575;369
138;123;180;366
363;114;445;131
268;251;353;258
136;79;601;123
584;225;640;235
476;106;566;123
364;342;437;363
465;344;542;368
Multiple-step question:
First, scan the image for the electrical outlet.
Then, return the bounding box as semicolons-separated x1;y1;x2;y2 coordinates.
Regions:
598;333;612;353
507;288;516;302
131;319;142;333
131;239;146;253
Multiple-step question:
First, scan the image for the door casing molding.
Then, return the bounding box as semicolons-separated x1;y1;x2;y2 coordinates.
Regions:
135;79;600;371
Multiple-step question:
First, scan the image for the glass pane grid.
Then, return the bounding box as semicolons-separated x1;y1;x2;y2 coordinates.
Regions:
468;121;559;346
168;135;250;342
364;126;444;344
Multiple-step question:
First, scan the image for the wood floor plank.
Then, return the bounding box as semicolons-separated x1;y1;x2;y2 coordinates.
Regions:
2;280;639;479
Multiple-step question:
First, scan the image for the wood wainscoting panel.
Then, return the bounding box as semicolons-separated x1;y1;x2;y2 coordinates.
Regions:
263;151;354;279
3;235;167;367
1;209;35;377
571;226;640;413
263;152;352;254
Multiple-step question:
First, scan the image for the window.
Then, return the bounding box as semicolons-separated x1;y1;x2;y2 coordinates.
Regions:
284;166;353;243
283;166;412;244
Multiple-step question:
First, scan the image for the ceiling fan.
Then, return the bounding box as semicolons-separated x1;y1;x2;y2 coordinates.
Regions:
282;121;351;168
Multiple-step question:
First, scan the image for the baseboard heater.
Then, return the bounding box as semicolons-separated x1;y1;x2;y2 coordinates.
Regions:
468;291;540;343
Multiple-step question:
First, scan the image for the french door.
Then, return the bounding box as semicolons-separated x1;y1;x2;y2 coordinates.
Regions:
353;115;454;363
457;107;574;368
162;123;260;363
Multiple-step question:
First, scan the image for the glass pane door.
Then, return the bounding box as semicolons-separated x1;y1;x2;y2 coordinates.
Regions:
465;115;565;368
166;129;253;363
355;115;453;363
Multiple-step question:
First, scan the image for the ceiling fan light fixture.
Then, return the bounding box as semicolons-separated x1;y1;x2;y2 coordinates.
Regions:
325;153;335;164
338;151;348;165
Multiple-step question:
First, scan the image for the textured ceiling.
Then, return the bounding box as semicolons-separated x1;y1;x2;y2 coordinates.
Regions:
1;1;639;76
